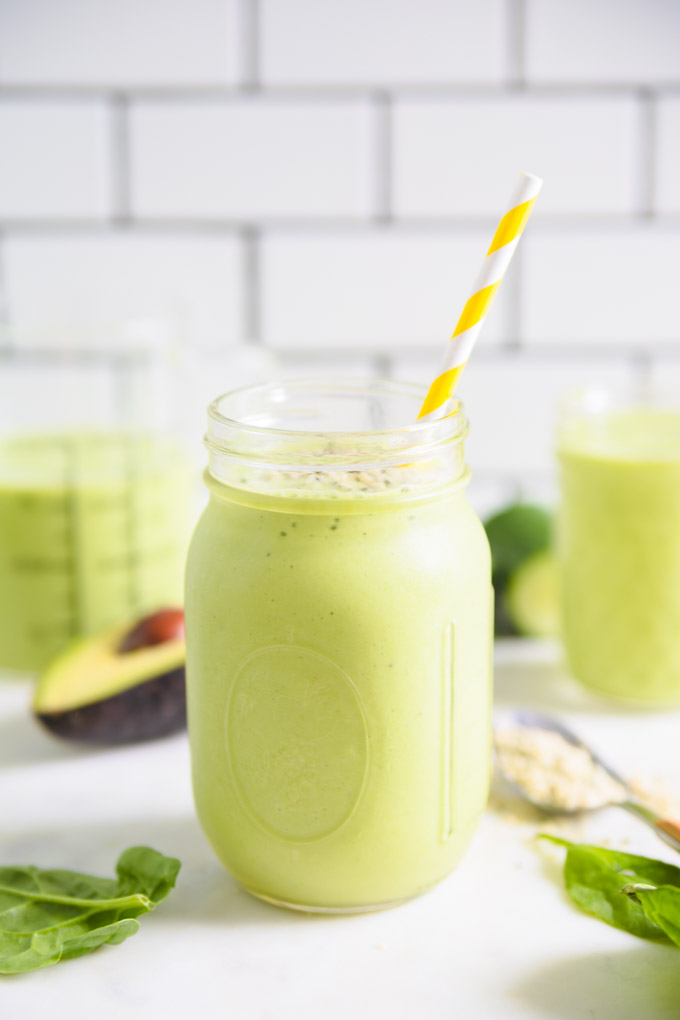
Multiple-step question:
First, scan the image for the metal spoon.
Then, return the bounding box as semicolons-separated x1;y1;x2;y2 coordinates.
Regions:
494;710;680;855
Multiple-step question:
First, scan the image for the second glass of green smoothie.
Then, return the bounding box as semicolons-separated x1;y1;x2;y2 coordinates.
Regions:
558;384;680;706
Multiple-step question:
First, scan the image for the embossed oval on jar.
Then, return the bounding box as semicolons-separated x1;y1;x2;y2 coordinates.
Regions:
226;644;368;842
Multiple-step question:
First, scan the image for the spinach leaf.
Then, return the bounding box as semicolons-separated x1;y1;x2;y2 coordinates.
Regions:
542;835;680;946
0;846;180;975
626;885;680;948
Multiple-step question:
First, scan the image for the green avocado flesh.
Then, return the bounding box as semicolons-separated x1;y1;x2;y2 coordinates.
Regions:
33;624;186;744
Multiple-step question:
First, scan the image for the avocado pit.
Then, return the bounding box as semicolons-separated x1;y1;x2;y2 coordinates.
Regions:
33;608;187;744
117;607;185;653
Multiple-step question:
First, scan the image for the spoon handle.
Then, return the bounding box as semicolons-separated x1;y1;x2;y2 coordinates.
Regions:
621;800;680;855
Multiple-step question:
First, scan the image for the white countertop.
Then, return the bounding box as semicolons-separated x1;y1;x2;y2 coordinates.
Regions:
2;642;680;1019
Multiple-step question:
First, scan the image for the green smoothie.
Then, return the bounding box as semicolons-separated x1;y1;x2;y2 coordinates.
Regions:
559;408;680;704
185;381;492;912
0;433;191;673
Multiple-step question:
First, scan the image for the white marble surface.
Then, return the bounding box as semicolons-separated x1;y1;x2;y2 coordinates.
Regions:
2;642;680;1019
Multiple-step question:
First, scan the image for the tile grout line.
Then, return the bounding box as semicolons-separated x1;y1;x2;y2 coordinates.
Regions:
270;342;674;363
630;348;654;393
109;93;131;223
373;352;391;378
239;0;260;89
638;89;657;217
3;83;680;99
5;213;680;234
241;226;261;343
505;248;523;351
372;91;393;222
506;0;526;86
0;231;7;328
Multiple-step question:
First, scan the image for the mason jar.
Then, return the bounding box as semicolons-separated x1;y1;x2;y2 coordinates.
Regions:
185;379;493;912
558;384;680;705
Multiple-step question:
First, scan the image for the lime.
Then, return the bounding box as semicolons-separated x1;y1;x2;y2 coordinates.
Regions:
484;503;557;637
484;504;552;581
505;548;560;638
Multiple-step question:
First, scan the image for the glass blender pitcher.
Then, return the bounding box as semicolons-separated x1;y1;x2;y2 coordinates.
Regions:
0;324;192;674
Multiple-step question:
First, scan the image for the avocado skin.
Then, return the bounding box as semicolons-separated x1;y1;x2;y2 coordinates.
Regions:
35;666;186;744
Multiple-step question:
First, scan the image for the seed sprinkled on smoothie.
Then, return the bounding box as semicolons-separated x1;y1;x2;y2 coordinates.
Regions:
238;457;437;497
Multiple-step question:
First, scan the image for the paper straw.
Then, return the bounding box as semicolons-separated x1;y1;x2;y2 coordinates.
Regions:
417;172;543;420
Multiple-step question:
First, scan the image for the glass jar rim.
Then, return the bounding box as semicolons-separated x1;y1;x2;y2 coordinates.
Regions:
557;381;680;461
206;377;467;446
203;378;470;502
559;381;680;419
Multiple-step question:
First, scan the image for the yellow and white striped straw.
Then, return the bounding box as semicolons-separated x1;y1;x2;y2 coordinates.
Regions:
417;171;543;420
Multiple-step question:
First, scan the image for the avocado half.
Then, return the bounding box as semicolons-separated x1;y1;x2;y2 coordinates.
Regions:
33;615;186;745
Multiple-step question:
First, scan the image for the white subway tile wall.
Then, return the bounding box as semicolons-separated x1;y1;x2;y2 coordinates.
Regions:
3;235;243;347
525;0;680;83
260;0;508;85
280;353;384;381
0;101;112;219
393;96;641;216
0;0;678;508
522;228;680;345
261;230;511;348
130;99;375;218
650;360;680;405
0;0;241;85
656;97;680;213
